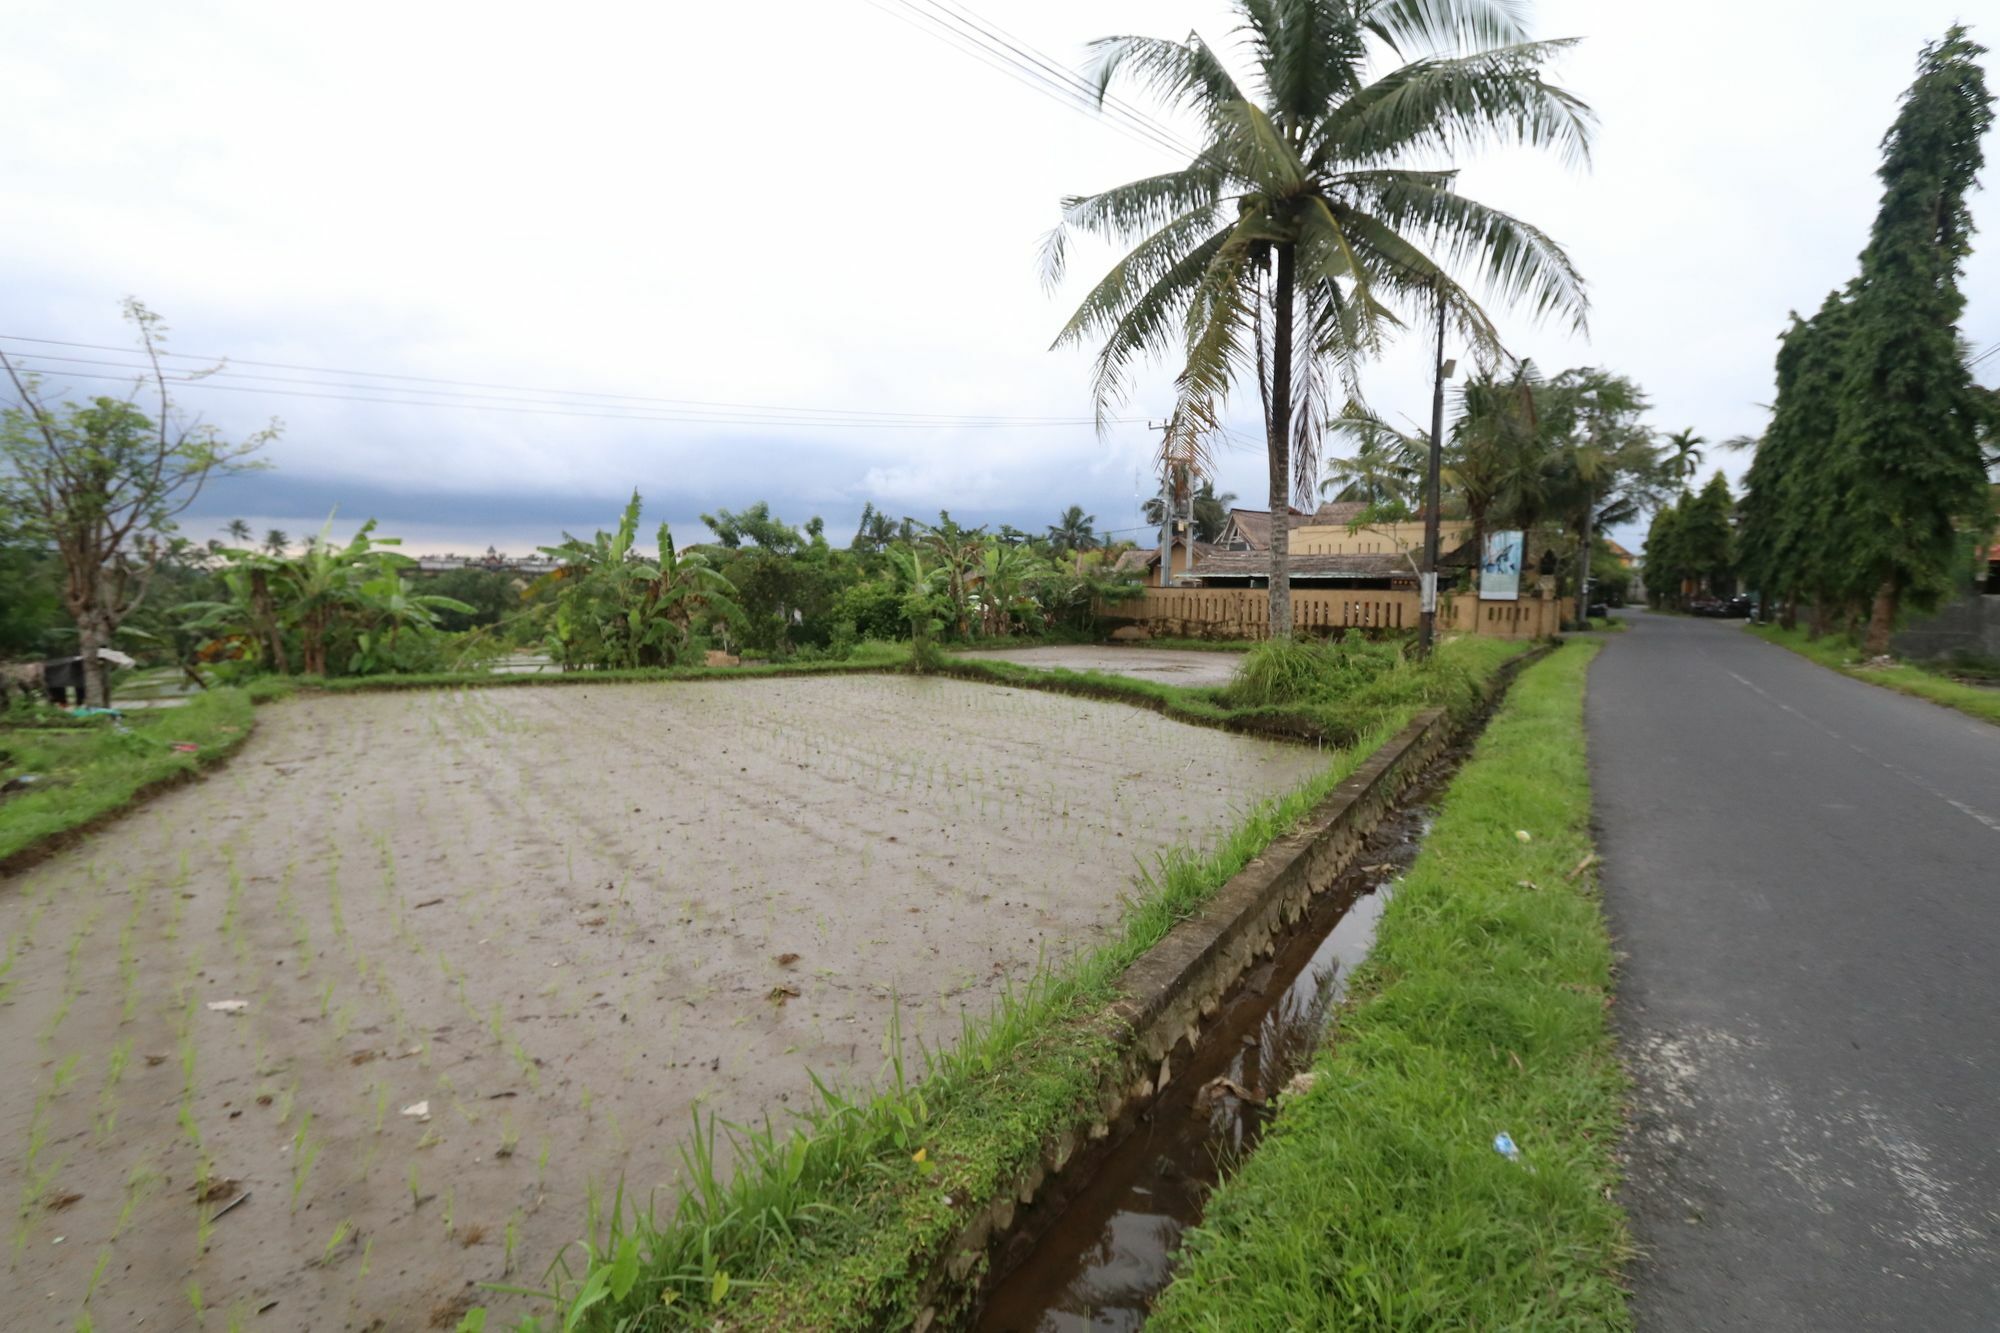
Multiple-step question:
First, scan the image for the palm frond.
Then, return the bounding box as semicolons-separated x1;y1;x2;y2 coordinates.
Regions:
1361;0;1531;57
1322;40;1593;170
1341;175;1586;332
1075;223;1238;431
1089;32;1251;127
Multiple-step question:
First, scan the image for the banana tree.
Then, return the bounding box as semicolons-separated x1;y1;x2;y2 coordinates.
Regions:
534;492;742;669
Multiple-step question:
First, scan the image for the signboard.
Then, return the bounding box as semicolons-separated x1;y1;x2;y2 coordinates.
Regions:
1480;530;1524;601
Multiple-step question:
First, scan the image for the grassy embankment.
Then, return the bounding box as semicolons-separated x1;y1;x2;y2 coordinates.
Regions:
1747;623;2000;726
1148;641;1629;1331
0;688;256;870
512;635;1533;1332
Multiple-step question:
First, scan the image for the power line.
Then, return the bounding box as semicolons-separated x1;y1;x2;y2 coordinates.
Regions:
0;355;1155;430
866;0;1194;160
905;0;1195;156
0;334;1125;426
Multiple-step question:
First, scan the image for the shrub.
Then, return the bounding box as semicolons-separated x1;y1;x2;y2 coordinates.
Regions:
1221;635;1405;709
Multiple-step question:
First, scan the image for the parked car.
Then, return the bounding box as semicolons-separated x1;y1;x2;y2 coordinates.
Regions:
1687;595;1751;619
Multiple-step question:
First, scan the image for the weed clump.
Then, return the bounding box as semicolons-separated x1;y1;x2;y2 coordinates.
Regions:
1219;636;1404;709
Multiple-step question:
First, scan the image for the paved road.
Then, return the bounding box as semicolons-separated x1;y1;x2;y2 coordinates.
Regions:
1589;612;2000;1331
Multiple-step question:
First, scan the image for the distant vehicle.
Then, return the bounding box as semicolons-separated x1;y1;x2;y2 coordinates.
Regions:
1687;595;1752;619
1587;601;1611;620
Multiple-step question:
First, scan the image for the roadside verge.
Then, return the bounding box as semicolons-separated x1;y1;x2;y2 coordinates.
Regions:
1147;641;1632;1331
1747;623;2000;726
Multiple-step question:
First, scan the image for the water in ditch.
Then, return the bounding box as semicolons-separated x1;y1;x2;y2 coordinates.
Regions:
973;761;1455;1333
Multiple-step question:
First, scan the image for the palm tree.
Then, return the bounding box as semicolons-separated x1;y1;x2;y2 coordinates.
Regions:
1321;403;1425;508
1447;360;1551;554
263;528;289;557
225;518;252;544
1048;0;1591;635
1663;428;1707;485
1047;505;1098;554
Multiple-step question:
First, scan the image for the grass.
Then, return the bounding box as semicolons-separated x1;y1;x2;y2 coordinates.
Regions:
1748;623;2000;725
0;688;256;870
243;640;910;699
498;635;1534;1332
1147;641;1629;1332
941;635;1528;748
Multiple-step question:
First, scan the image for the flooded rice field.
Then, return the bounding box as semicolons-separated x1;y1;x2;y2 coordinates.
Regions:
0;674;1327;1330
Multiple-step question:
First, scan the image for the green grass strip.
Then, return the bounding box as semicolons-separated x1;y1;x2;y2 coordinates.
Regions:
506;638;1531;1332
0;688;257;870
1149;641;1631;1333
940;637;1528;748
1747;623;2000;726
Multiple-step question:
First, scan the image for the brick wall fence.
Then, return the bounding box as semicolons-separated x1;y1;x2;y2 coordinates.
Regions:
1102;586;1568;640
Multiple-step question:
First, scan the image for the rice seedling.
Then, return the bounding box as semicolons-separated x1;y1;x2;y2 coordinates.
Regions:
318;1217;352;1266
112;1162;160;1239
503;1212;521;1275
443;1186;455;1236
407;1164;423;1210
185;1280;204;1326
497;1114;518;1159
290;1114;321;1213
97;1039;132;1138
357;1235;374;1279
177;1102;201;1150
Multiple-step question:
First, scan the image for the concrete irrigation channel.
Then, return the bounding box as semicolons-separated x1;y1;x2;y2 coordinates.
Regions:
940;648;1547;1332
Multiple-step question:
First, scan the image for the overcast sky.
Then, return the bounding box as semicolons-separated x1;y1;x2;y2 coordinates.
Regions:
4;0;1995;555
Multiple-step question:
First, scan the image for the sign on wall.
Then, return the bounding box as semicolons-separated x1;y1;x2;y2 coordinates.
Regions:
1481;530;1524;601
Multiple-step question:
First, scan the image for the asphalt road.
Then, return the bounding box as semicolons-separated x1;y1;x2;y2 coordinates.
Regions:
1589;612;2000;1331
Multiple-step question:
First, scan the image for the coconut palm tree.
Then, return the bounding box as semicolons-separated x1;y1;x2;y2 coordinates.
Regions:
262;528;289;557
1320;403;1425;508
1048;0;1592;634
1047;505;1099;554
225;518;252;544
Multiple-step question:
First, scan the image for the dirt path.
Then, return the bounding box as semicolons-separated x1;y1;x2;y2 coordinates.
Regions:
0;675;1325;1330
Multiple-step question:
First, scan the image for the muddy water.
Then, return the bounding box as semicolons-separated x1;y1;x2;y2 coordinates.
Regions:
974;766;1452;1332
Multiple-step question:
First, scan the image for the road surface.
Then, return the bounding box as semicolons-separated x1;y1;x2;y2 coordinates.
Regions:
1589;612;2000;1331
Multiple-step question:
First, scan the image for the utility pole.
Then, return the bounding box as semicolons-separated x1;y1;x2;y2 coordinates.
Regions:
1151;418;1175;588
1418;283;1449;658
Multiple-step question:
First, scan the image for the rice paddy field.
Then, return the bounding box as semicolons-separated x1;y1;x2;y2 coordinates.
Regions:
0;674;1329;1330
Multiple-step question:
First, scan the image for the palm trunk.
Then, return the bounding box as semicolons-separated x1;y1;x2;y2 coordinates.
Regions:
1266;242;1297;640
1863;580;1897;656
